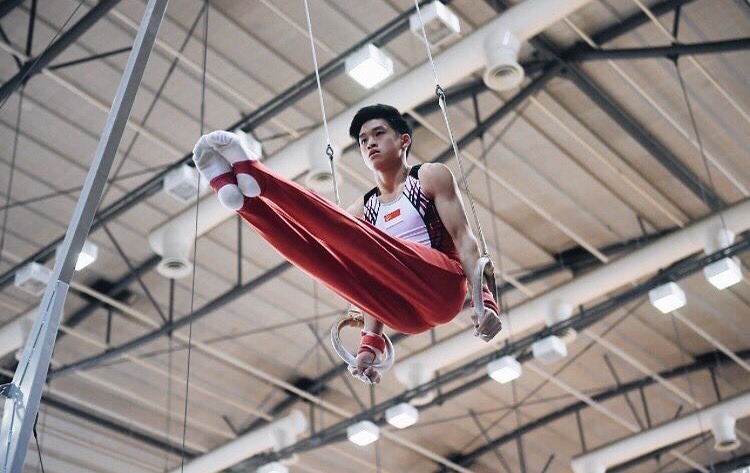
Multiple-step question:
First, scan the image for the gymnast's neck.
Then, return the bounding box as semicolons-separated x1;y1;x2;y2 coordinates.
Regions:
373;160;411;195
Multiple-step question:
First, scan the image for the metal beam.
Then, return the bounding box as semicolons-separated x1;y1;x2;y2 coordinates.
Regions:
24;0;35;57
44;391;196;459
432;64;563;164
0;372;197;458
45;61;557;380
571;37;750;61
447;349;748;470
48;261;291;379
170;0;691;447
235;236;750;470
62;255;160;329
48;46;133;70
0;0;167;469
608;435;701;472
0;0;449;292
238;227;661;436
0;0;122;104
487;0;724;210
586;0;697;46
563;65;723;210
0;0;696;292
697;453;750;473
0;0;24;20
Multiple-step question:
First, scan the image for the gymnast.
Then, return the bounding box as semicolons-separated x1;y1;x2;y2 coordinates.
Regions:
192;104;501;384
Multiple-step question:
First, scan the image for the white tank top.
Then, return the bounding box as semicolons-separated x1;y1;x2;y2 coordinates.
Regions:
374;193;432;246
363;165;455;256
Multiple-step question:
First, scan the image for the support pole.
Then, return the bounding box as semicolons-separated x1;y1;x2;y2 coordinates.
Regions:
0;0;168;470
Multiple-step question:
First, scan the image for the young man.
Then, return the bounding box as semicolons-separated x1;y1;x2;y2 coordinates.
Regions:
192;104;501;385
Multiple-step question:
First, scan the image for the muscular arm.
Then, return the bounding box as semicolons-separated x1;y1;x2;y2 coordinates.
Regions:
421;163;501;340
420;163;481;291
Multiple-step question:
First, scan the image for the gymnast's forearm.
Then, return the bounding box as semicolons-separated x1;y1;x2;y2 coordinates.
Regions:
456;231;481;291
363;312;384;335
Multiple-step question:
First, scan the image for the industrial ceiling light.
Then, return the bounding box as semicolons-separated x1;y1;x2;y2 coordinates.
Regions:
704;257;743;290
345;44;394;89
74;239;99;271
487;355;522;384
257;462;288;473
648;281;686;313
347;420;380;446
532;335;567;364
409;1;461;48
13;262;51;296
163;163;205;204
56;239;99;271
385;403;419;429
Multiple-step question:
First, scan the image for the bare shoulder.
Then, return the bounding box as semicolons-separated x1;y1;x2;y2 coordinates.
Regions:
346;199;364;218
418;162;455;197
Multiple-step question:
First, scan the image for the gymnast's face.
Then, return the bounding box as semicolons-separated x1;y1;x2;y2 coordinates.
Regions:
358;118;411;172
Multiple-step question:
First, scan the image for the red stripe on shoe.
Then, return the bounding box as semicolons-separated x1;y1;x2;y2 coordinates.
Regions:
209;172;236;193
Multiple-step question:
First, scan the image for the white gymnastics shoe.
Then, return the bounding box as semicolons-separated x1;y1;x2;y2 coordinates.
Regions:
204;130;259;164
192;136;244;210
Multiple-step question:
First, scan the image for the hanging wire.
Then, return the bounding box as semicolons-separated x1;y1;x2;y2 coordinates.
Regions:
471;95;532;322
180;1;210;470
474;94;526;471
164;278;175;470
302;0;341;206
412;0;489;256
674;58;728;233
0;0;85;112
669;313;716;469
0;87;24;267
32;414;45;473
664;10;718;468
33;379;51;473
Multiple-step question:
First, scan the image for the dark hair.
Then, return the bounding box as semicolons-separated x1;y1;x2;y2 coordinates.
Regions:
348;104;412;141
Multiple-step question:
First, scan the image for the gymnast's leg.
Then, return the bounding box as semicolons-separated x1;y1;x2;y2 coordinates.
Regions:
192;131;466;334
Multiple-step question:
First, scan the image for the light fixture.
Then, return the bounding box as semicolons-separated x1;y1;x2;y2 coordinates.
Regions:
163;163;205;204
385;403;419;429
704;257;742;290
487;355;522;384
648;282;686;313
257;462;288;473
75;239;99;271
532;335;567;364
345;44;394;89
56;239;99;271
347;420;380;446
14;262;51;296
409;1;461;48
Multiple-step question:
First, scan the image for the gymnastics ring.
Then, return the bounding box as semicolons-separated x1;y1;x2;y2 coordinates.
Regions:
331;308;395;384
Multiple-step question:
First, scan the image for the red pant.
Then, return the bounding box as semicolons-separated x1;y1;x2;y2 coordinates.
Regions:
227;160;468;334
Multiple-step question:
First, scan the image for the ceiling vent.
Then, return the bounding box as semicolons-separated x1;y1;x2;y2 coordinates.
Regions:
163;164;206;204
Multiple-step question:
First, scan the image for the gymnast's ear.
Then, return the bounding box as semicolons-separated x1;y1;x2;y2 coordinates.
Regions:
401;133;412;150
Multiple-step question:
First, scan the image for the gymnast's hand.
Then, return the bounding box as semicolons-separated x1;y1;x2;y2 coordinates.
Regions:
472;306;502;342
471;284;503;342
349;350;382;384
